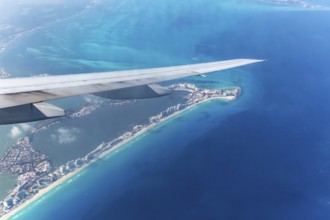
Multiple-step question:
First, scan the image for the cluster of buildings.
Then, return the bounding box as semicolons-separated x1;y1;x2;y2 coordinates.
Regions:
147;84;240;123
0;136;52;214
0;151;91;214
0;137;49;175
69;104;101;118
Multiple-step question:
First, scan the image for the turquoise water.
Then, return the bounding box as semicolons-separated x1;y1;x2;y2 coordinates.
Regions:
1;0;330;219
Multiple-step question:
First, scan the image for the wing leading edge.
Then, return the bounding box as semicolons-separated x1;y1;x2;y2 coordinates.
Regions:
0;59;264;124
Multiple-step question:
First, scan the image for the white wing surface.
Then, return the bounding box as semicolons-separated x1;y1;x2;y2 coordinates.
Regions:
0;59;264;124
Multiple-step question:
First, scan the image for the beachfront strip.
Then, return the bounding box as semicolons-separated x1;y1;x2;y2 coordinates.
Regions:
0;83;240;217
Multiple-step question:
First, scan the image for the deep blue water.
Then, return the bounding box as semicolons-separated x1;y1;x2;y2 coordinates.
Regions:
4;1;330;220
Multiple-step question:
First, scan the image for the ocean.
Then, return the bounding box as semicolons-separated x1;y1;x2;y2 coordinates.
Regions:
2;0;330;219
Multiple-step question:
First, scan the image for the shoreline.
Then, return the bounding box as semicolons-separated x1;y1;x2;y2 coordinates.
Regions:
1;95;235;220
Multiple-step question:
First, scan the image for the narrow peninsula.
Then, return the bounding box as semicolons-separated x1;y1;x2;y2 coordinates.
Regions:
0;83;240;219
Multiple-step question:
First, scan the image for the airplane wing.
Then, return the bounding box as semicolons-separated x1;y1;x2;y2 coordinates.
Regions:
0;59;264;124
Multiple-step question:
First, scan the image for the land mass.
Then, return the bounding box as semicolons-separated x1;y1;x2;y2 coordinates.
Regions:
260;0;330;10
0;83;240;219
